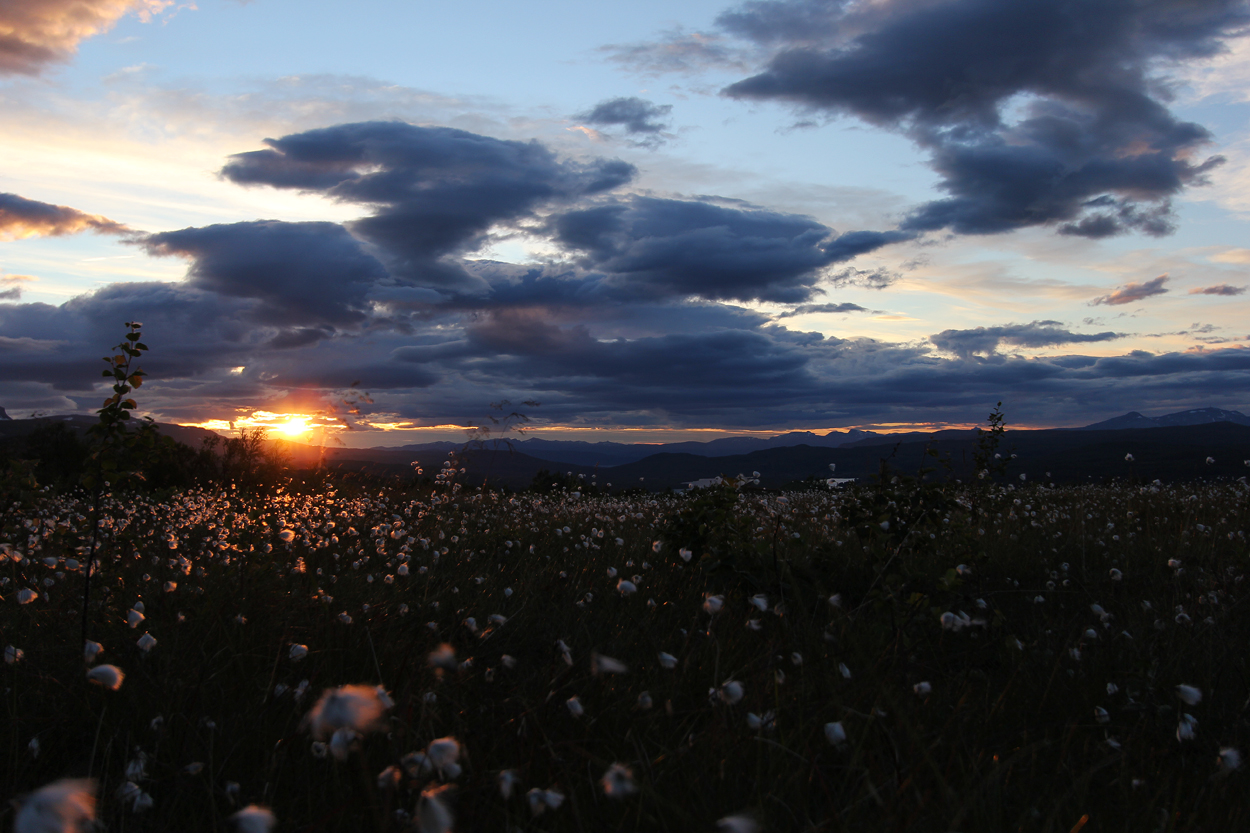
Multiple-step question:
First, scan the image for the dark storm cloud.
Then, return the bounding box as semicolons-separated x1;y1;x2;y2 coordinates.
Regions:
215;123;905;308
221;121;636;290
578;96;673;136
1189;284;1247;296
141;221;388;328
453;310;824;414
930;320;1124;358
550;196;908;303
1091;275;1170;306
3;270;1250;430
719;0;1242;239
0;192;129;239
0;281;256;392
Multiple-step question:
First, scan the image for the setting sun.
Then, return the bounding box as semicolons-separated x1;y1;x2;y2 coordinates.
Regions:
277;416;310;437
179;410;338;440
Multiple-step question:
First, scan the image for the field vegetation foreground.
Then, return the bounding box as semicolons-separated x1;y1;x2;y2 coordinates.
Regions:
3;461;1250;832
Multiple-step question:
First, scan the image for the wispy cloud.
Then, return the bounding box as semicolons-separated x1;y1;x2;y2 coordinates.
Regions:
575;97;673;147
1091;275;1170;306
775;302;875;319
1189;284;1246;296
931;320;1124;358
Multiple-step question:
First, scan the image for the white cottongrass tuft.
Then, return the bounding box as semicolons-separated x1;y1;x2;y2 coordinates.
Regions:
718;680;744;704
1176;684;1202;705
824;721;847;745
498;769;520;800
14;778;96;833
913;681;932;696
329;727;360;761
749;594;768;612
716;814;760;833
526;788;565;816
1177;713;1198;742
377;765;402;790
637;691;653;709
746;710;775;732
425;737;463;778
427;643;457;670
657;652;678;669
87;664;124;691
84;641;103;663
1218;747;1242;774
591;653;628;675
616;579;637;596
566;696;584;717
302;684;392;740
17;589;37;604
136;633;156;653
126;609;145;628
416;784;455;833
116;781;153;813
601;763;638;798
230;805;276;833
5;645;23;664
289;644;309;662
703;594;725;614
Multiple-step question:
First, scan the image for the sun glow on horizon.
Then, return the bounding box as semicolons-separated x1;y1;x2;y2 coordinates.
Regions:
277;416;310;437
179;410;342;439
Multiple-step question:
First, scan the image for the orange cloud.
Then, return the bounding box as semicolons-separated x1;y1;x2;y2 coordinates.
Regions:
0;192;128;240
1090;274;1169;306
0;0;171;75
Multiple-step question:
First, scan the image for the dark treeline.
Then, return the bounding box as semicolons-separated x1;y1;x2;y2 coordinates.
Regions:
0;421;290;499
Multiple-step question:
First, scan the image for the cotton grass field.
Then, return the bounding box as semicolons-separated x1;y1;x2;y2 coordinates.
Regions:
3;464;1249;832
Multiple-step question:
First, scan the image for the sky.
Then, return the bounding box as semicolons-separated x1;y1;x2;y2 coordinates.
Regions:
3;0;1250;446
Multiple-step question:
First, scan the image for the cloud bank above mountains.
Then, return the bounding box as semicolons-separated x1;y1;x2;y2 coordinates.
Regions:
2;0;1249;433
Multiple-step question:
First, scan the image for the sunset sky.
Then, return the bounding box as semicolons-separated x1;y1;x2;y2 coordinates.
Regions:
3;0;1250;445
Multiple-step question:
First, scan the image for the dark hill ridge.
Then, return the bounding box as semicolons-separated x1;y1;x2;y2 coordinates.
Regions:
383;428;880;467
588;423;1250;490
1080;407;1250;430
286;422;1250;491
3;410;1249;490
0;413;221;448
